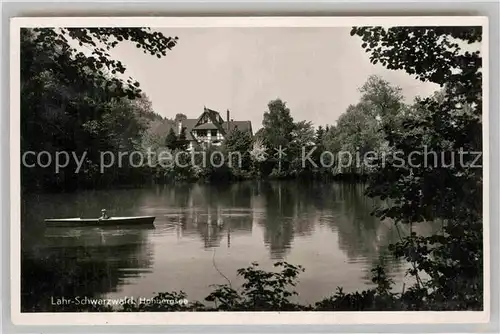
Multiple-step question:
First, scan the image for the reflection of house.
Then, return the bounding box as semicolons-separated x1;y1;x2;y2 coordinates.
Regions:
177;107;253;151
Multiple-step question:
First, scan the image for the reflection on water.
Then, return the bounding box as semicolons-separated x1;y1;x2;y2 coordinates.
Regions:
21;181;435;311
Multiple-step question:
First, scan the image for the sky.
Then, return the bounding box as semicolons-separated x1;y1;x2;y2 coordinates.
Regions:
110;27;440;131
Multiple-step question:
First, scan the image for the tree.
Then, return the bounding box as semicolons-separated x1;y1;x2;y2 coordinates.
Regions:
315;126;325;146
359;75;404;125
249;138;268;177
165;128;178;150
289;121;315;176
318;76;400;177
21;28;178;191
350;26;481;103
22;28;178;101
261;99;295;149
260;99;296;176
175;113;187;122
351;26;483;309
176;127;188;151
224;129;253;174
291;121;315;147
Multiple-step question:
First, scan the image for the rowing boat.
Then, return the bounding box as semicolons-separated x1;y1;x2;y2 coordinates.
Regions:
44;216;156;227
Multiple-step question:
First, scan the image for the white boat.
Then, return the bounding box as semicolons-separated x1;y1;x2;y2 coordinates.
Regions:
44;216;155;227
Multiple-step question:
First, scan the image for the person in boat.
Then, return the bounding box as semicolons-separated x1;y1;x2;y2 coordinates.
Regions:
99;209;110;221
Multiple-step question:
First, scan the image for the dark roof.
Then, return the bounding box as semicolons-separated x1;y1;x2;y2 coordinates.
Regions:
197;108;224;125
193;122;219;130
224;121;253;135
177;119;197;141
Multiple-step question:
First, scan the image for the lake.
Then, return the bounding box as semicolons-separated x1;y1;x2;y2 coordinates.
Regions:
21;181;431;311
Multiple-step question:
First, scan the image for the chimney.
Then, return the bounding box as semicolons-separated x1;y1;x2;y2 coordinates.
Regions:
178;120;182;135
226;109;230;132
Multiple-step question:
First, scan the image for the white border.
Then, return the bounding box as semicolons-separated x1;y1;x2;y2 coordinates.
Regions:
10;16;490;326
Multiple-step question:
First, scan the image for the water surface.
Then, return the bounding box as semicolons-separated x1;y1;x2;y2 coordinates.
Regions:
22;181;433;310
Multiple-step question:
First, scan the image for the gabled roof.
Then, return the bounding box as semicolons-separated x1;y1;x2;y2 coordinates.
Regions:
196;108;224;125
176;108;253;141
193;122;219;130
194;108;227;135
223;121;253;135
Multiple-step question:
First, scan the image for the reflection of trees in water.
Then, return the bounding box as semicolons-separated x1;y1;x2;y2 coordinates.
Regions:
327;183;389;261
21;193;153;312
146;182;322;256
255;181;318;259
152;183;255;249
187;183;254;248
254;181;408;266
184;180;396;261
313;183;443;282
313;183;407;268
21;227;153;312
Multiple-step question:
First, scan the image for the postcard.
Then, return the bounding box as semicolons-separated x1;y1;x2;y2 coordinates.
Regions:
10;16;489;325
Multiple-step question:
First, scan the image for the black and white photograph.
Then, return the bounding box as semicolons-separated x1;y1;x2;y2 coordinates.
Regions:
10;16;489;324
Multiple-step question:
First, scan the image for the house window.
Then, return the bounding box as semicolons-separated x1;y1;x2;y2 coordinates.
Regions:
210;130;217;137
197;130;207;137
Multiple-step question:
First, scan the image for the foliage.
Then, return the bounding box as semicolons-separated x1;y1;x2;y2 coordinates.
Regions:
261;99;295;149
351;26;483;309
164;128;178;150
205;262;305;311
315;265;399;311
350;26;482;100
177;127;189;151
21;27;178;192
315;126;325;143
318;75;402;177
223;129;253;176
288;120;316;177
175;113;187;122
160;148;195;182
75;259;481;312
258;99;295;176
121;261;307;312
153;78;411;182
